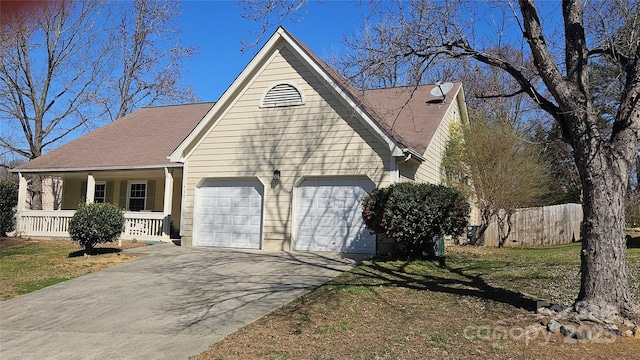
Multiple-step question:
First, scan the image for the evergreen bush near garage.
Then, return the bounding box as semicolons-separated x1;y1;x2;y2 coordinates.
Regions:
362;182;469;258
68;202;125;254
0;180;18;236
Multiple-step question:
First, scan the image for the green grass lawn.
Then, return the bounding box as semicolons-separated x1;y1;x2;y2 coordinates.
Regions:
0;237;145;300
195;240;640;360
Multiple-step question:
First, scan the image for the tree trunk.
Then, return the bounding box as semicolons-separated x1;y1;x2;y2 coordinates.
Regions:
575;146;638;320
28;175;43;210
471;209;490;246
497;212;513;248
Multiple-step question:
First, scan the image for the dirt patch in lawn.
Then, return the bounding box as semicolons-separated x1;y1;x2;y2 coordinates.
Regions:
0;237;148;300
194;243;640;360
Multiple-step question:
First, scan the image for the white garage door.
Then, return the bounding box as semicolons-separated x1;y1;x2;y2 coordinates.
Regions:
295;178;375;254
196;179;263;248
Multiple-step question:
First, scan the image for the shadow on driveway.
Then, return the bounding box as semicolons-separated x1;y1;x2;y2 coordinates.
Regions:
0;243;362;360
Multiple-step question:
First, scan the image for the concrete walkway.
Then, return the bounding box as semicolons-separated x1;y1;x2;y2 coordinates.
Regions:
0;243;363;360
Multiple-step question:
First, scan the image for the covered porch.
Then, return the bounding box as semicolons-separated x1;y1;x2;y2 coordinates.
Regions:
15;167;183;242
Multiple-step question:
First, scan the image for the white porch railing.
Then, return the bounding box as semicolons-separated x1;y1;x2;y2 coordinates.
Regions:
122;212;165;240
17;210;167;241
18;210;75;237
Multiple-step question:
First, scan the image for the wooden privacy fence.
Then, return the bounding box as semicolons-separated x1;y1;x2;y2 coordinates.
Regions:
482;203;583;247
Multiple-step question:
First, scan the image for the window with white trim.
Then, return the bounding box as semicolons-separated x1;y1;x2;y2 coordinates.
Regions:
128;181;147;211
94;182;106;203
261;83;304;107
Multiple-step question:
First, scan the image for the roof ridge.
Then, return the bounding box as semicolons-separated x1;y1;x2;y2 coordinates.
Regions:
362;82;462;92
141;101;216;109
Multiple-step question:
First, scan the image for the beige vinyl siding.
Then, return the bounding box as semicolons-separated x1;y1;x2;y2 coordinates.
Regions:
62;178;84;210
182;45;391;249
414;92;463;184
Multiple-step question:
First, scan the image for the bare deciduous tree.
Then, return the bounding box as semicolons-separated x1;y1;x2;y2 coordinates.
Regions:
0;0;197;208
107;0;198;120
238;0;309;52
442;110;550;247
0;0;112;208
242;0;640;321
0;0;110;159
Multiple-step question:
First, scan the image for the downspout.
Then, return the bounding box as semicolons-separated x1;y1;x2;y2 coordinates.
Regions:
389;154;399;184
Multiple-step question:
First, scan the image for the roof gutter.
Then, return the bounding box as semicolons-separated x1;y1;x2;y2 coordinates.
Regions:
9;163;184;174
400;148;425;162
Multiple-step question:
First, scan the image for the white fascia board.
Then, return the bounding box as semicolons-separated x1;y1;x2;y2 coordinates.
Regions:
456;85;470;125
420;84;464;160
10;163;184;174
168;30;286;163
277;29;404;157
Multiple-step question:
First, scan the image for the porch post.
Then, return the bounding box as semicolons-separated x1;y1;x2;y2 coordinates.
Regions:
163;167;173;240
86;173;95;203
16;172;27;234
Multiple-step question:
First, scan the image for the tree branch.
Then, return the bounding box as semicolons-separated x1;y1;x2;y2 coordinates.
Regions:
440;39;561;117
476;89;527;99
588;47;631;69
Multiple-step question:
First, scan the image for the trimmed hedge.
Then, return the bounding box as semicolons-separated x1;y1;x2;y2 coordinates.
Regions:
0;181;18;236
68;202;125;253
362;182;469;258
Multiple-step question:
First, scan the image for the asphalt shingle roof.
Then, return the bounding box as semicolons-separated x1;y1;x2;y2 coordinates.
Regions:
360;83;462;155
14;102;214;172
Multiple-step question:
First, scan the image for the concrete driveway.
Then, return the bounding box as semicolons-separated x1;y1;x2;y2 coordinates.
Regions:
0;243;364;360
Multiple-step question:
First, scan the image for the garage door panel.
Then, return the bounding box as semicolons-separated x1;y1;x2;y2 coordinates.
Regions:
315;199;332;210
250;216;262;226
314;234;336;249
233;197;249;208
196;179;263;249
250;197;262;208
215;232;231;246
295;234;314;251
199;222;214;233
295;178;375;254
232;215;249;226
230;234;247;246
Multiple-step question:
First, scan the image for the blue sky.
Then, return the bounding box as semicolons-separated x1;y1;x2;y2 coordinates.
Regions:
179;0;367;102
177;1;563;102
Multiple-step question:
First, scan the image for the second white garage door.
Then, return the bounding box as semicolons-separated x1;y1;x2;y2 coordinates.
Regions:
196;179;263;249
295;177;375;254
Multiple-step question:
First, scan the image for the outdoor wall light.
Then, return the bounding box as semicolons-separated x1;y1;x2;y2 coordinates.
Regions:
273;169;281;181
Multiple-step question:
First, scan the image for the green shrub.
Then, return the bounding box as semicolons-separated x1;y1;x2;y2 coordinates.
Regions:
362;182;469;258
0;180;18;236
68;202;125;253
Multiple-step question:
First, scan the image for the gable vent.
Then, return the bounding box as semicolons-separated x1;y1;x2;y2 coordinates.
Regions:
261;83;304;107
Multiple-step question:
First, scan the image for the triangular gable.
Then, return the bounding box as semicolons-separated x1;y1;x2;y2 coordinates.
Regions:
168;27;405;163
